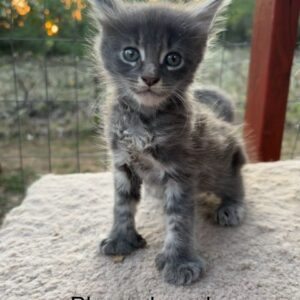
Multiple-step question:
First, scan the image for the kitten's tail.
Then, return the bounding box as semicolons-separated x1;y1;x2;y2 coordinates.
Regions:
193;87;234;123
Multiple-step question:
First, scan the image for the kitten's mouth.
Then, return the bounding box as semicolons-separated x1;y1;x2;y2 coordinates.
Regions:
132;88;167;107
135;89;163;97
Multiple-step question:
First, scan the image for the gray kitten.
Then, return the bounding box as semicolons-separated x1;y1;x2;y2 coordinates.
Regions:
90;0;246;285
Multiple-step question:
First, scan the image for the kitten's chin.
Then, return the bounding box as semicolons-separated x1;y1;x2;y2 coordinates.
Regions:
133;91;167;108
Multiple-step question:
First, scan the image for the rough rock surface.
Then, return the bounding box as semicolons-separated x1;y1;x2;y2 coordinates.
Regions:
1;161;300;300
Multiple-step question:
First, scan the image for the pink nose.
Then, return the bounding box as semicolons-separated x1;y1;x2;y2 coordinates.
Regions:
141;76;159;86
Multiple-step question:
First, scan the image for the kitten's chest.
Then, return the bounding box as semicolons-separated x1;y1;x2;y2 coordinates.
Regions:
112;113;167;181
114;116;154;155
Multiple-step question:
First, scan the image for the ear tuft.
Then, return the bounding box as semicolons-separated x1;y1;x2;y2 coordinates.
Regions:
192;0;230;34
89;0;123;23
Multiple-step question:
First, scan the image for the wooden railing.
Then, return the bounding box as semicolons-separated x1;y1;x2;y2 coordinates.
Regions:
244;0;300;161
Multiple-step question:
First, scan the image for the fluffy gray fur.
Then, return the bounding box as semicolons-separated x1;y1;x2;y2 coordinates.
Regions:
89;0;246;286
194;87;234;122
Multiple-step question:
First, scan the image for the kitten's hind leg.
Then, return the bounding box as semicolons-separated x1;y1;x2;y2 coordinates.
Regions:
215;146;246;227
100;164;146;256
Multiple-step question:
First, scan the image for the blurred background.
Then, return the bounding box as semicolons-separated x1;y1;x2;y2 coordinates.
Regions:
0;0;299;224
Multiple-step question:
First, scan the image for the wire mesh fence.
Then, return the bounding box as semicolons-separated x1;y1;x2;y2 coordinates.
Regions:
282;47;300;160
0;0;299;223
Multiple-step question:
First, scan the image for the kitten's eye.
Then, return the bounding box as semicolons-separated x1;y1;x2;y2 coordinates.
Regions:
165;52;182;68
122;47;140;62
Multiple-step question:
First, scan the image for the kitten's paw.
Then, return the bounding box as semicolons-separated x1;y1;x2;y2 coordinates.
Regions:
100;232;146;256
155;253;204;285
215;203;244;226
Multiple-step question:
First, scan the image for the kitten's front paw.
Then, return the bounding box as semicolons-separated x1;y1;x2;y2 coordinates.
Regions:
155;253;204;285
215;203;244;226
100;231;146;256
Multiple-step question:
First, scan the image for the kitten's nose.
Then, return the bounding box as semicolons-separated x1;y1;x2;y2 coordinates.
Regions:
141;76;160;86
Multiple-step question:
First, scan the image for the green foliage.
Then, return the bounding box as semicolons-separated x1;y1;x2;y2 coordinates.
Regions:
0;167;37;194
0;167;38;224
225;0;254;43
0;0;89;55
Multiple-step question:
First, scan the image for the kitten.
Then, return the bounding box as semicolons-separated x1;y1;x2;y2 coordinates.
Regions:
89;0;246;285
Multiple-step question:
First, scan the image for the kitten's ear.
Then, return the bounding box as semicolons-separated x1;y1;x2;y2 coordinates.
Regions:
89;0;124;23
192;0;230;34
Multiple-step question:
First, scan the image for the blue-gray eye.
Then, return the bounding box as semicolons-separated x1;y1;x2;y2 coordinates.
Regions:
165;52;182;67
123;47;140;62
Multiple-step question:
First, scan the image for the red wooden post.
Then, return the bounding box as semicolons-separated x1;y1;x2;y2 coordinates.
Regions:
244;0;300;162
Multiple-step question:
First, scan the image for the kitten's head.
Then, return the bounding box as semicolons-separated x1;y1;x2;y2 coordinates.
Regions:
91;0;225;107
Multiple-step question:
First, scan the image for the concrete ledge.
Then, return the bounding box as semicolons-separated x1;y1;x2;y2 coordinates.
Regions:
1;161;300;299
